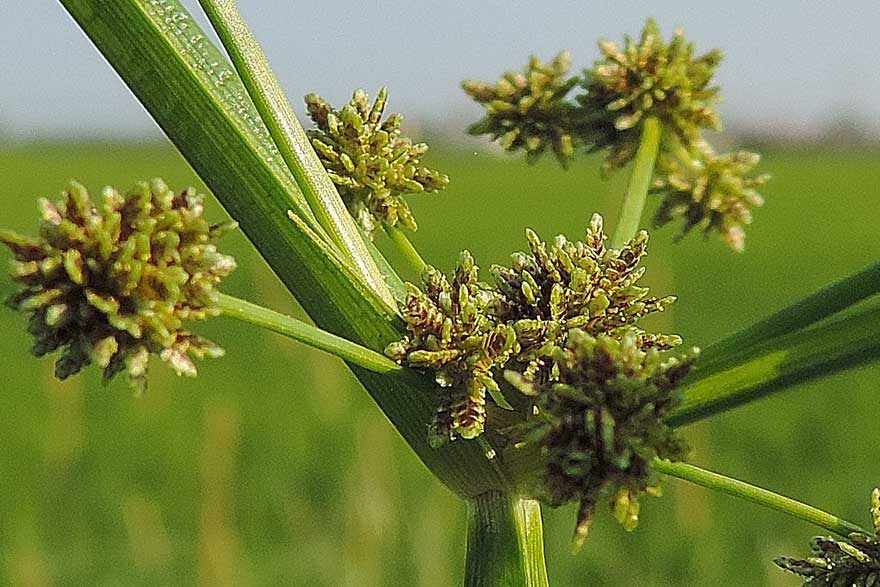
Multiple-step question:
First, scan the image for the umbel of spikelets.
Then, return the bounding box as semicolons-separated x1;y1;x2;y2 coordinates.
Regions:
776;489;880;587
0;179;236;392
305;88;449;237
493;214;681;388
388;214;687;448
462;51;579;166
385;251;517;446
651;141;769;252
578;18;723;173
508;330;697;547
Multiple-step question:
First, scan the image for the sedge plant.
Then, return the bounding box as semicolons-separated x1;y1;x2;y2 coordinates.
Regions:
3;4;879;585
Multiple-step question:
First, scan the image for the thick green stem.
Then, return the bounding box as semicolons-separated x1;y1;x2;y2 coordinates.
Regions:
610;117;662;248
668;303;880;426
698;261;880;369
464;492;549;587
216;293;401;374
384;224;427;276
655;460;866;537
198;0;395;309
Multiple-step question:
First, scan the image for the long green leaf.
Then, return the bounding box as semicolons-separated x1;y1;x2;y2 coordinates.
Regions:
58;0;503;498
669;304;880;426
698;260;880;369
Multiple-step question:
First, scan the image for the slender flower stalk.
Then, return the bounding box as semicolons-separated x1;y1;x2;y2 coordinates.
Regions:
384;224;428;276
611;116;662;248
655;460;866;537
215;293;402;374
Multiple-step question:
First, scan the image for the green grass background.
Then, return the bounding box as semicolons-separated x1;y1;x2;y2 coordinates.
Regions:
0;140;878;586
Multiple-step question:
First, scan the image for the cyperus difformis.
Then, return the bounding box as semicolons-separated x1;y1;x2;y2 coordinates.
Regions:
508;330;697;546
651;141;769;252
305;88;449;238
0;179;236;392
385;251;517;446
578;18;723;173
462;51;579;166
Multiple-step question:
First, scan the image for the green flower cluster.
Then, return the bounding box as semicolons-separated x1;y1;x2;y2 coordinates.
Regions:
305;88;449;237
776;489;880;586
493;214;680;390
511;330;696;545
385;252;517;445
462;20;768;251
579;18;722;171
462;52;579;166
387;214;692;479
652;142;769;252
0;180;236;392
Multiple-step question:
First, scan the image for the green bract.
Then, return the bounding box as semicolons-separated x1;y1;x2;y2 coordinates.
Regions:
463;51;579;166
579;18;722;172
305;88;449;237
776;488;880;586
652;141;769;251
512;330;697;546
0;179;236;391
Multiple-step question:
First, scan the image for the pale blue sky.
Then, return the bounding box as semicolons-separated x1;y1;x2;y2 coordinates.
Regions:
2;1;879;139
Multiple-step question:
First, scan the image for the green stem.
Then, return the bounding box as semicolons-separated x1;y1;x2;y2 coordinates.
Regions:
216;293;401;374
384;224;428;276
464;491;549;587
610;117;662;249
655;460;866;537
668;303;880;427
198;0;395;309
699;261;880;369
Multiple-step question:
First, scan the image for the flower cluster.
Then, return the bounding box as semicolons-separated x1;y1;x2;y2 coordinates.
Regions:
388;211;691;441
651;142;769;251
510;331;697;545
0;180;236;392
305;88;449;237
578;18;723;172
461;20;769;250
385;252;517;445
776;488;880;586
493;214;680;388
462;52;580;166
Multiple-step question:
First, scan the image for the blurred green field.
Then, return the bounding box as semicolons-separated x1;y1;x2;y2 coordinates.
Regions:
0;139;878;586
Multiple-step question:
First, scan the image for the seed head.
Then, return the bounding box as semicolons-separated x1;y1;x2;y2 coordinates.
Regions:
463;52;580;166
0;180;236;392
652;141;769;251
388;214;688;455
578;18;723;172
493;214;680;388
385;251;515;446
305;88;449;237
775;488;880;586
514;330;697;547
